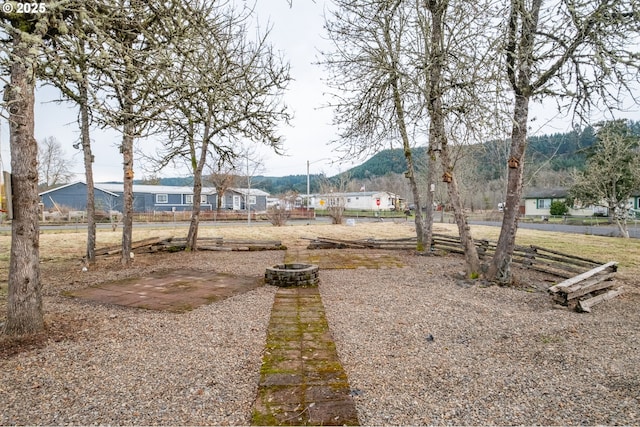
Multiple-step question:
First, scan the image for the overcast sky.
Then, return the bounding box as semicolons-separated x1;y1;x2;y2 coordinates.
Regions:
0;1;637;183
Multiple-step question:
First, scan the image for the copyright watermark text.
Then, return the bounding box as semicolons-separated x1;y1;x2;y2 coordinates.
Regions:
2;2;47;14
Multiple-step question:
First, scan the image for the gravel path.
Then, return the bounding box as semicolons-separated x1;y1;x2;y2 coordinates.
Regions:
2;249;639;425
321;253;640;425
1;251;281;426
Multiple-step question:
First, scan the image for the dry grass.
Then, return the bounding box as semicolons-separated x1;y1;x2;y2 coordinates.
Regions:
0;220;639;284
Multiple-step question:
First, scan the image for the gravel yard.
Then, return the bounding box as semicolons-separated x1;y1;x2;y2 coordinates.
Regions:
1;223;639;425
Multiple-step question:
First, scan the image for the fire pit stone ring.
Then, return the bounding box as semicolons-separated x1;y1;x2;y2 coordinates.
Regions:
265;263;320;287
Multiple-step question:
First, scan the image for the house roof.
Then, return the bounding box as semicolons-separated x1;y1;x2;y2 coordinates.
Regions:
95;183;214;195
525;187;640;199
312;191;402;198
524;188;569;199
229;188;270;197
40;181;272;197
39;181;120;197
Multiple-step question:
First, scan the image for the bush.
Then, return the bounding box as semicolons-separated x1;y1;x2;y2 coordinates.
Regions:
549;200;569;216
266;205;290;226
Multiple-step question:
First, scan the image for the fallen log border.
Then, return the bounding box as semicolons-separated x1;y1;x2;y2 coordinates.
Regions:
95;236;286;256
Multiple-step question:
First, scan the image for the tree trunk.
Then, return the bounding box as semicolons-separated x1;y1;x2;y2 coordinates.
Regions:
121;123;135;266
186;123;211;251
4;33;43;335
186;175;202;251
80;70;96;264
440;147;481;275
426;0;479;275
612;207;630;238
390;77;427;251
487;92;529;282
423;151;437;251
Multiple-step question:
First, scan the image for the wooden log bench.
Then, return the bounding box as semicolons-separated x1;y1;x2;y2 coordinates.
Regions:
548;261;621;312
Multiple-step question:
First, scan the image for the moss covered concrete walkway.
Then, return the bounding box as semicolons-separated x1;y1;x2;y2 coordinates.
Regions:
252;286;359;426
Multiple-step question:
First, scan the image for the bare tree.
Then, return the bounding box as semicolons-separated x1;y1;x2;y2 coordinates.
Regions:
37;136;75;189
204;160;238;214
0;3;59;335
90;0;182;265
323;0;430;250
487;0;640;283
318;173;351;224
570;120;640;238
40;2;101;263
154;1;290;251
267;191;297;226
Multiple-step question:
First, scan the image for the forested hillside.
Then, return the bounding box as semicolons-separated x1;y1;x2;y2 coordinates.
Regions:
147;122;639;197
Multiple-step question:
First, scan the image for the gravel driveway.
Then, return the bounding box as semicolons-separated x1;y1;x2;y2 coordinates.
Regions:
1;249;639;425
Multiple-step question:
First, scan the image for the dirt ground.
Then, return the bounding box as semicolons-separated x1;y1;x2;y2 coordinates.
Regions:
0;221;636;357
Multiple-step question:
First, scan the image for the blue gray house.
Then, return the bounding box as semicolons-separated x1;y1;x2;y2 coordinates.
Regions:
96;183;215;212
39;182;120;212
39;182;269;213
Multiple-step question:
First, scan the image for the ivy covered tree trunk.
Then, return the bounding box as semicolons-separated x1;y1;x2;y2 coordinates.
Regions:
4;33;43;335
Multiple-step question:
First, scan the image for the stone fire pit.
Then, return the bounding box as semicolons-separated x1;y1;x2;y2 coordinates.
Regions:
265;263;319;287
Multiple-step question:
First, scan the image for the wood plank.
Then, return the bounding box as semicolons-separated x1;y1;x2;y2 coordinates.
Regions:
578;287;624;313
525;264;573;279
525;251;600;270
565;273;616;300
564;272;616;294
198;246;232;251
530;245;604;266
96;236;165;256
525;259;584;276
315;237;377;248
548;262;618;292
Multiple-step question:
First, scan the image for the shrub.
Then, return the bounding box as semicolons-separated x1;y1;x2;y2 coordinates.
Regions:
549;200;569;216
266;205;290;226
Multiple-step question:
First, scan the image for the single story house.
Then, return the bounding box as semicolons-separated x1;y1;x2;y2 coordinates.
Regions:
96;183;215;212
218;188;269;212
306;191;404;211
40;182;269;213
39;182;121;212
524;187;640;217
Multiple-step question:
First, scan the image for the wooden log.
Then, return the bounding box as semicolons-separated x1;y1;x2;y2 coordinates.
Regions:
526;264;573;279
524;258;585;276
198;246;233;251
577;287;624;313
525;251;599;270
96;236;165;256
315;237;377;248
221;239;281;246
549;261;618;293
565;273;616;300
530;245;604;266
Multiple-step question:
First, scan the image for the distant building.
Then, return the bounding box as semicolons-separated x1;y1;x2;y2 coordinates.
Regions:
39;182;269;213
523;187;640;217
306;191;403;211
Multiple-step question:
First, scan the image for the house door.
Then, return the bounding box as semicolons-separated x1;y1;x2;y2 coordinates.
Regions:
233;195;241;210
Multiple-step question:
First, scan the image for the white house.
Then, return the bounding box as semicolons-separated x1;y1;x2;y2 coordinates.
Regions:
307;191;403;211
524;188;640;217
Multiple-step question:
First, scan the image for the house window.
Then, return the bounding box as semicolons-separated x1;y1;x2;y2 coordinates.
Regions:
249;195;256;205
156;194;168;204
347;198;351;203
537;198;551;209
185;195;207;204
